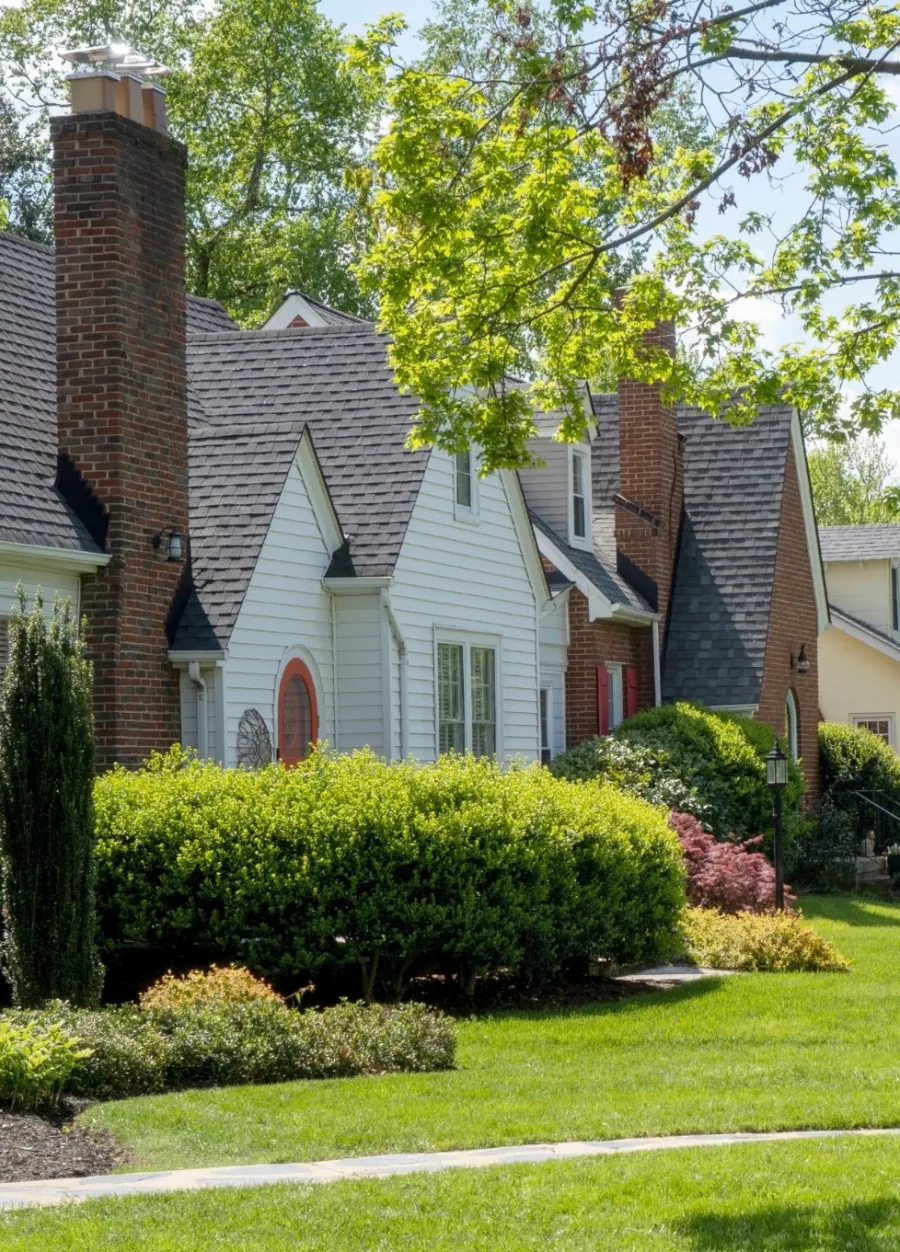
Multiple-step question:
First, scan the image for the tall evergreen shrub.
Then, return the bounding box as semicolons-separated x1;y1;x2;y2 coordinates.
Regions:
0;591;102;1007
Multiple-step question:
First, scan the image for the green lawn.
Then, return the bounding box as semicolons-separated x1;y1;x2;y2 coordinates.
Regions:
82;895;900;1171
3;1135;900;1248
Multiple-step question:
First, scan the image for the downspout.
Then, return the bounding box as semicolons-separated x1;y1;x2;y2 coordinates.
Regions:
188;661;208;759
330;592;340;752
381;590;408;759
652;620;662;707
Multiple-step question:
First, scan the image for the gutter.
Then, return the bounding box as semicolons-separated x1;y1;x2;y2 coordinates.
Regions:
0;539;110;570
381;589;409;759
188;661;208;759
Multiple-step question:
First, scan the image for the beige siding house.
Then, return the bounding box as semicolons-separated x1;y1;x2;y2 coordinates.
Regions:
820;526;900;749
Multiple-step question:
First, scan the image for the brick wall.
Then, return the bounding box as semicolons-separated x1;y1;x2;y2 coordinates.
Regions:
756;444;820;797
616;321;683;631
565;587;655;744
52;110;189;770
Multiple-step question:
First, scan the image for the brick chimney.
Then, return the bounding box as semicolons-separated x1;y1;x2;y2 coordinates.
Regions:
52;49;188;769
615;320;684;631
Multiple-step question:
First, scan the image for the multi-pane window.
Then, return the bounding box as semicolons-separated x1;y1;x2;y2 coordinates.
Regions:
437;643;466;753
470;646;496;757
0;618;8;673
539;687;551;765
437;640;497;757
455;451;473;509
572;452;587;539
607;664;623;731
852;715;893;746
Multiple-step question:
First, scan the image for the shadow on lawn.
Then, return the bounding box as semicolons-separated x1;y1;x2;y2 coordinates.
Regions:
801;897;900;929
679;1198;898;1251
489;975;725;1023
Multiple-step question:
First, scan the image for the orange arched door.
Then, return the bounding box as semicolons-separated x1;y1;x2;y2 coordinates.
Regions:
277;659;318;766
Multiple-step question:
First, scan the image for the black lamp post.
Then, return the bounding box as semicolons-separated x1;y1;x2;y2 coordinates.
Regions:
766;743;788;910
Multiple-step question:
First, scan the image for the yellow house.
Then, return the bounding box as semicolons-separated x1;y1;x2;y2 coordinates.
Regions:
819;525;900;750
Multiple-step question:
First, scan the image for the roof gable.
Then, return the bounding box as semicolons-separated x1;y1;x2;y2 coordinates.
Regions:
820;524;900;563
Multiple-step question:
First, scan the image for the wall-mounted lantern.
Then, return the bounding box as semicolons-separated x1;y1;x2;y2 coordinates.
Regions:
151;529;185;562
791;644;810;674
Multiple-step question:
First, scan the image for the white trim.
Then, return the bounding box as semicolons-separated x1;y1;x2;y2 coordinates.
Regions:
453;449;480;522
652;619;662;706
499;469;551;608
296;431;344;553
168;650;225;664
532;528;658;624
606;662;624;730
709;703;758;716
263;292;331;330
323;576;392;593
434;628;503;757
566;444;593;552
539;684;552;763
382;590;408;759
831;608;900;664
790;410;830;635
851;713;895;748
0;540;109;571
785;688;799;758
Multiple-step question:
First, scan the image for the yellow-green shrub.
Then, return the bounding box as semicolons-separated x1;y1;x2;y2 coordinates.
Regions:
94;748;685;996
139;965;280;1011
682;907;850;973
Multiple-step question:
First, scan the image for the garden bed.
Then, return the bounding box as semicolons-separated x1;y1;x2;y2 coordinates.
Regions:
0;1100;124;1183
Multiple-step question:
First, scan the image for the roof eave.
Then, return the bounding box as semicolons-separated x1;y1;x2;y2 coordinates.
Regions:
0;538;109;571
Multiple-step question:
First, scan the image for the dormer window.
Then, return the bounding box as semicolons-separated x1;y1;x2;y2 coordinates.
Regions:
572;451;587;540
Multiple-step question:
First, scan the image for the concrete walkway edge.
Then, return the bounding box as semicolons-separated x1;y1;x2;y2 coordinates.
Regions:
1;1126;899;1211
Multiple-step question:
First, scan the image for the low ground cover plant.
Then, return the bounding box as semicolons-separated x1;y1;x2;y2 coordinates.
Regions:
671;811;796;913
682;907;850;972
0;1018;90;1108
94;748;685;998
3;994;455;1101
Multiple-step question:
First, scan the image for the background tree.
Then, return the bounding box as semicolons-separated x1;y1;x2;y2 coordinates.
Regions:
808;438;898;525
354;0;900;470
0;0;380;323
0;592;102;1008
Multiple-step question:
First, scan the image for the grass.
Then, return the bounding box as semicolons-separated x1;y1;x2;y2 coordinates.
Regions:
79;895;900;1172
3;1135;900;1248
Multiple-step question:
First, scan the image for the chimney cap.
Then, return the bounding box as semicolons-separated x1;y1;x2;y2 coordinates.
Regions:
61;43;169;80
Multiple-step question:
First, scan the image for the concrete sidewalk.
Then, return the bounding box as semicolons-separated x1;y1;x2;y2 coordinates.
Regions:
1;1126;898;1211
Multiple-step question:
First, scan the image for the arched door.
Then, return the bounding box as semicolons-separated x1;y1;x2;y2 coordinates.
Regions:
277;659;318;766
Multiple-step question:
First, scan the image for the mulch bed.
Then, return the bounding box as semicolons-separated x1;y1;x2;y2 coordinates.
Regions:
407;970;664;1016
0;1099;127;1184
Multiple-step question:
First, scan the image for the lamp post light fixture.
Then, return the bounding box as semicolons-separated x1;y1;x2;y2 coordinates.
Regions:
766;743;788;910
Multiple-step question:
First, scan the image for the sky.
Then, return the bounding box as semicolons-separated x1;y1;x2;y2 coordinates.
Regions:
321;0;900;481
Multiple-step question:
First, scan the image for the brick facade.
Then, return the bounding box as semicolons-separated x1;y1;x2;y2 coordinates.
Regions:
52;110;189;770
565;588;654;744
616;321;683;631
756;445;820;797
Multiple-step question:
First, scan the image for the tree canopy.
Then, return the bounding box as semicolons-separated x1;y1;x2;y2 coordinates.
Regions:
808;437;898;524
354;0;900;470
0;0;381;323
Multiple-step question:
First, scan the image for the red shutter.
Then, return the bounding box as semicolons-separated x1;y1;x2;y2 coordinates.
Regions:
597;666;610;735
625;666;639;718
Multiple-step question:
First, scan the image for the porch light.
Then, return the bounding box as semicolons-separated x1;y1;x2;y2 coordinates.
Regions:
766;743;787;910
151;529;184;562
791;644;810;674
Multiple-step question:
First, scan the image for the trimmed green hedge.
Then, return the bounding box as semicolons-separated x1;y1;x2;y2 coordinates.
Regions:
820;720;900;800
610;702;804;840
94;748;685;996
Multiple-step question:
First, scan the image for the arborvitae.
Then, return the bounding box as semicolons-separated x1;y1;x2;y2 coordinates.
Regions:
0;590;103;1007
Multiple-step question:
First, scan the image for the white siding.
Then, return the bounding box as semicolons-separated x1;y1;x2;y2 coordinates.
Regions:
518;438;570;536
220;459;334;765
333;592;384;754
539;593;569;757
390;450;541;761
0;562;81;619
825;559;893;634
178;666;220;761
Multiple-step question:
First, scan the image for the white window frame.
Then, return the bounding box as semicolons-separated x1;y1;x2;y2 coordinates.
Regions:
434;630;502;757
892;562;899;634
851;713;895;748
567;445;592;551
0;616;8;672
607;663;624;731
454;449;479;521
785;689;799;758
539;685;552;765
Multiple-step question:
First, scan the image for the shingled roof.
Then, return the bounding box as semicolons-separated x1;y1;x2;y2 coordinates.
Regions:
529;508;652;615
589;391;800;708
819;524;900;563
0;229;235;555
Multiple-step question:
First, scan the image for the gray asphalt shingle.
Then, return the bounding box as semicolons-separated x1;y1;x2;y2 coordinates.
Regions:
529;508;652;614
819;525;900;562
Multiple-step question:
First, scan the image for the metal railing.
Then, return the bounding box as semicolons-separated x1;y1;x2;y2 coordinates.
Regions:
834;789;900;857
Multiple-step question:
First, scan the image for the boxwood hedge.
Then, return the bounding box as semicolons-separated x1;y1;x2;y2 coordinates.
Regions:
94;748;685;997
